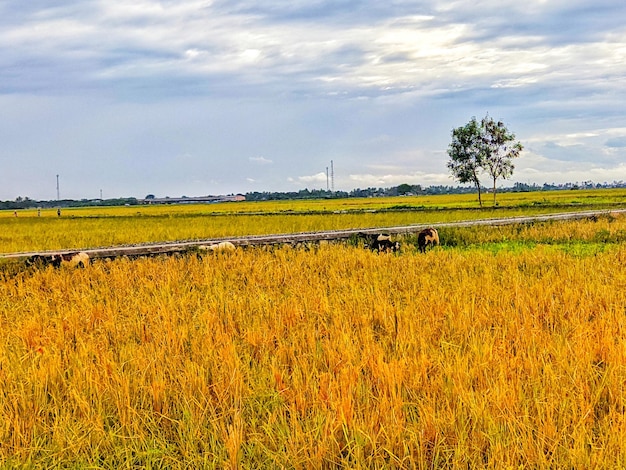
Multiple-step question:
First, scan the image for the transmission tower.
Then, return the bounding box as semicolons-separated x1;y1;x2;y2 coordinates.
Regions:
326;167;329;191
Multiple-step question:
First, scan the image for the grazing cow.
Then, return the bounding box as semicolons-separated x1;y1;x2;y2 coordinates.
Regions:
199;241;236;253
417;228;439;253
27;251;90;268
367;234;401;253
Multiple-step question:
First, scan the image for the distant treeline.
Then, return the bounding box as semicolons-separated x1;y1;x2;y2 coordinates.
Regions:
2;181;625;209
244;181;626;201
1;197;139;210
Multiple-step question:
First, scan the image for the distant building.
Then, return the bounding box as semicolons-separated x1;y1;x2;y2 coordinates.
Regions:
139;194;246;204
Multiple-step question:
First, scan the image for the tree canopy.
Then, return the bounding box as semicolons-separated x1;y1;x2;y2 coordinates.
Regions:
481;116;524;205
447;115;523;206
447;117;485;206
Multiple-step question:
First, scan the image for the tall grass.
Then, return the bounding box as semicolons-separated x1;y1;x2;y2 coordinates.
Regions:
1;216;626;467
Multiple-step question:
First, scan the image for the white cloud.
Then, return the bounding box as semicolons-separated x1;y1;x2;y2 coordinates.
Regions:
249;156;273;164
2;0;624;103
348;172;451;187
296;172;327;184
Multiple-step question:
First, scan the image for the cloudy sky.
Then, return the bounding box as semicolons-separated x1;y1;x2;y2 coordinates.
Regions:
1;0;625;200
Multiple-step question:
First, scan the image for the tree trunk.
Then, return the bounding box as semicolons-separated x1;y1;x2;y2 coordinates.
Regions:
493;177;498;206
473;170;483;207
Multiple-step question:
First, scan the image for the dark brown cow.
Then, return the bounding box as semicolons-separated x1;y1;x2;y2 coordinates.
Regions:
417;228;439;253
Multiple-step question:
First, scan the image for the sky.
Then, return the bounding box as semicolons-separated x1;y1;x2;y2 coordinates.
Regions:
1;0;626;200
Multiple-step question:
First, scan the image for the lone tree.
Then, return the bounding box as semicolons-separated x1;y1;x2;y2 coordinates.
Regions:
447;117;485;206
447;115;523;206
480;115;523;206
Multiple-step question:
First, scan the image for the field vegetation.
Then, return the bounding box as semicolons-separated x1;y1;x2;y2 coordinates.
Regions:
2;189;626;253
1;204;626;467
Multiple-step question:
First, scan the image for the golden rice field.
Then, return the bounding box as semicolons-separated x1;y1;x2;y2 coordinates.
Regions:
1;209;626;468
2;189;626;253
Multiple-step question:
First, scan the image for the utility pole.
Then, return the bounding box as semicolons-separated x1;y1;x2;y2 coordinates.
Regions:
330;160;335;193
56;174;60;201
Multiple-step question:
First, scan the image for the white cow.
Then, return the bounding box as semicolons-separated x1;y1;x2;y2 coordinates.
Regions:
199;241;236;253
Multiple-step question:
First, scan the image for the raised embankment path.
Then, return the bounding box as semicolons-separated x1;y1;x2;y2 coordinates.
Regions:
2;208;626;262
